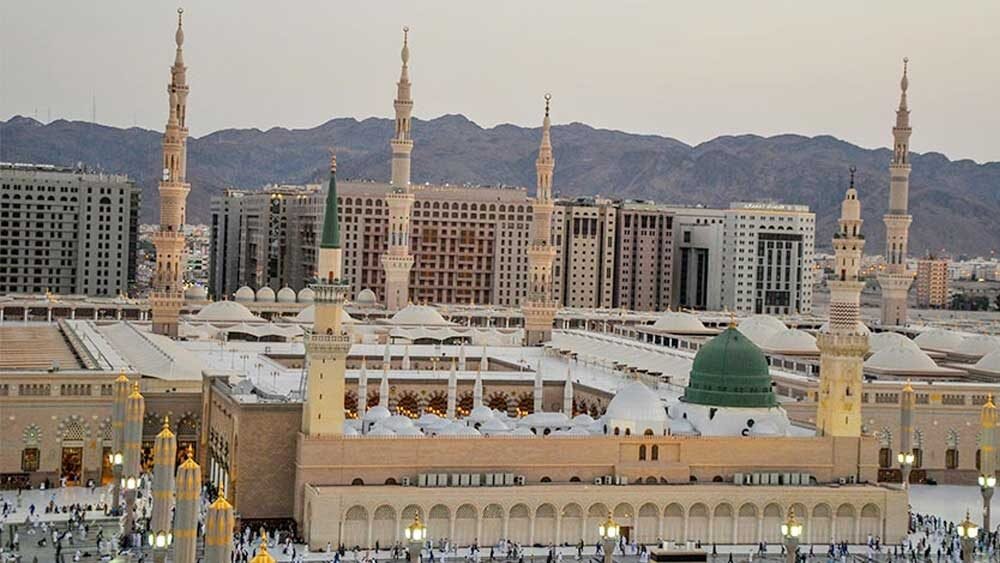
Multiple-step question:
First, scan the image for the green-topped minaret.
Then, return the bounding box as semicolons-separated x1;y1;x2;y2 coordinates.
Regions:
320;153;340;249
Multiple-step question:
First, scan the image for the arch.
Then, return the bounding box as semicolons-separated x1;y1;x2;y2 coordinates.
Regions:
455;504;478;546
835;504;856;543
645;476;658;484
860;504;881;539
428;504;451;541
712;503;734;544
395;391;420;418
652;445;659;461
481;504;504;546
736;503;758;544
486;391;511;413
373;505;396;546
586;503;609;543
686;503;708;544
508;504;531;545
636;503;660;544
535;504;558;545
425;391;448;417
384;478;398;485
561;503;584;544
761;503;783;544
343;505;369;548
613;502;635;533
639;444;647;461
351;478;364;486
811;504;832;544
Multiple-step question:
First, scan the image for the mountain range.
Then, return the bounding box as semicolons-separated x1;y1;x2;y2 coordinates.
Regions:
2;114;998;255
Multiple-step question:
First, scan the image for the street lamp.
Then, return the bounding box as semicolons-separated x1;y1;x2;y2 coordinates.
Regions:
957;510;979;563
147;530;172;548
781;508;803;563
404;515;426;563
979;474;997;531
897;451;915;488
109;451;124;514
598;513;620;563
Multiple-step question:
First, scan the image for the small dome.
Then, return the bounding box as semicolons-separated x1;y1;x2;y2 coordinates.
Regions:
368;425;397;437
869;332;920;353
356;288;378;305
955;335;1000;358
652;311;707;333
297;287;315;303
764;328;818;354
276;286;296;303
466;405;495;423
256;286;276;302
737;315;787;347
363;405;392;423
185;285;208;301
391;304;450;325
234;286;255;302
381;415;418;432
684;327;776;408
294;304;355;324
605;381;667;424
194;301;260;322
865;344;940;372
974;350;1000;374
572;414;595;427
914;329;963;352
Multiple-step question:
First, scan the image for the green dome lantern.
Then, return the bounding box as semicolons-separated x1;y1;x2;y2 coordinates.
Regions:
683;327;778;408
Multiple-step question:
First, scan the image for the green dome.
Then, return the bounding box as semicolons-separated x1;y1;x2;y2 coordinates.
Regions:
682;327;777;408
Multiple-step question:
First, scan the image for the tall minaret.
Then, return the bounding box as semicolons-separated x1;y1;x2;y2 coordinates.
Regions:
522;94;559;346
533;361;544;413
381;27;416;311
815;168;869;437
879;58;914;327
447;358;457;419
301;154;351;437
151;8;191;338
357;358;368;415
563;366;574;416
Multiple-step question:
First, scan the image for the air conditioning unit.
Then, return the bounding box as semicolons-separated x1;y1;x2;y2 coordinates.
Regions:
847;475;857;484
733;472;744;485
603;475;614;485
616;475;628;486
484;474;495;487
515;475;526;486
451;473;461;487
417;474;428;487
471;474;482;487
594;477;604;485
438;473;448;487
460;474;471;487
401;476;411;487
504;473;515;486
837;477;846;485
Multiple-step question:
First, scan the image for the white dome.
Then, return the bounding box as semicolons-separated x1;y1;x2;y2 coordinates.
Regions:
356;288;378;305
381;415;418;432
518;412;570;428
368;425;397;437
184;285;208;301
573;414;595;427
737;315;787;346
869;332;920;353
764;328;818;353
194;301;260;322
276;286;297;303
865;344;940;372
297;287;315;303
955;335;1000;358
652;311;707;333
974;350;1000;374
415;413;443;427
466;405;495;423
479;418;512;435
605;381;667;424
256;286;276;302
343;425;360;436
234;286;255;303
363;405;392;423
294;304;355;324
391;304;450;325
914;329;964;352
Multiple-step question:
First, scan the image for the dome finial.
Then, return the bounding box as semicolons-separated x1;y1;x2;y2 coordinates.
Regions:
849;165;857;189
544;93;551;118
401;26;410;65
175;8;185;48
328;147;337;174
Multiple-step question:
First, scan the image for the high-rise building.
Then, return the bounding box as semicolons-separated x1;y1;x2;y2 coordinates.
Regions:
551;197;617;309
0;163;140;297
614;202;673;312
915;257;949;308
150;9;192;338
879;58;914;327
816;169;868;437
670;208;726;311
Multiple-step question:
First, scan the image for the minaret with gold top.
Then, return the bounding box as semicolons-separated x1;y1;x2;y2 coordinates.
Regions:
173;447;201;563
151;8;192;338
381;27;416;310
522;94;559;345
301;153;351;436
879;58;914;327
815;168;869;437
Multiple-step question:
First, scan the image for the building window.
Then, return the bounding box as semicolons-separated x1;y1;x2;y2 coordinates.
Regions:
652;445;659;461
912;448;923;469
22;448;40;472
878;448;892;469
945;448;959;470
639;445;646;461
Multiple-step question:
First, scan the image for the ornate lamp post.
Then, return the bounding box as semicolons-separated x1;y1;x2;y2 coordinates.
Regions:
979;475;996;531
980;394;997;530
781;508;803;563
897;451;914;488
150;417;177;563
404;514;427;563
122;382;145;545
110;372;129;514
957;510;979;563
598;512;620;563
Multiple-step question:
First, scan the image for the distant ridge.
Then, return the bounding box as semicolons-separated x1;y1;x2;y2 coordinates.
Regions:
2;114;998;255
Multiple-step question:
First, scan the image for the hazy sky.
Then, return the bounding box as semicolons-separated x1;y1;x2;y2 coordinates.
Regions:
3;1;998;163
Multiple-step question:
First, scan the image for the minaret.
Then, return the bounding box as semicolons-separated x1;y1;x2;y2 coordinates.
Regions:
204;494;235;563
357;358;368;415
563;366;574;416
533;361;544;413
381;27;416;311
402;343;411;370
458;343;467;371
447;358;457;419
151;8;192;338
879;58;914;327
150;417;177;542
523;94;559;345
815;168;869;437
173;448;201;563
379;365;390;407
473;361;484;409
301;154;351;437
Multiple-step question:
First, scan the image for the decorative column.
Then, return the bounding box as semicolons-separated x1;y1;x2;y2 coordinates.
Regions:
458;343;467;371
173;448;201;563
447;358;457;419
533;361;544;413
111;372;129;514
358;358;369;415
563;366;574;416
122;382;145;544
980;395;997;530
204;494;235;563
151;417;177;563
899;380;914;487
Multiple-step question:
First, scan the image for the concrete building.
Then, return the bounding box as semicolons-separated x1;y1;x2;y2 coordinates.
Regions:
670;208;726;311
552;198;617;309
915;258;949;308
0;163;140;297
614;202;673;312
